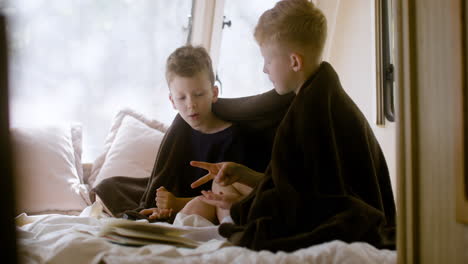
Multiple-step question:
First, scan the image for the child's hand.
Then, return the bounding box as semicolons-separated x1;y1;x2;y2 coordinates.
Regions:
190;161;264;188
155;186;178;210
198;190;241;210
190;161;243;188
139;207;173;220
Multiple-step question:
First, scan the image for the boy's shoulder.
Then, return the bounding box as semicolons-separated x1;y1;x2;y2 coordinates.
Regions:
299;62;338;95
291;62;367;125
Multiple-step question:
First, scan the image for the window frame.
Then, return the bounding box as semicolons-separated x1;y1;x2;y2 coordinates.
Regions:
375;0;395;125
188;0;225;71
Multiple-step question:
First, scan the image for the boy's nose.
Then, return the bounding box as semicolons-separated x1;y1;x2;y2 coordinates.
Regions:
263;65;268;74
187;99;196;109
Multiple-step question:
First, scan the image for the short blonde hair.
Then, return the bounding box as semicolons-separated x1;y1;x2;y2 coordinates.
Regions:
165;45;215;86
254;0;327;57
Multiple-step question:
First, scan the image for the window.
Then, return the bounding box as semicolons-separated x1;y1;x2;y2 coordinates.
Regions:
4;0;395;162
5;0;192;161
216;1;278;98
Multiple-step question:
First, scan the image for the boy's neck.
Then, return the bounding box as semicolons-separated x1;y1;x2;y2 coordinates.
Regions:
294;61;321;94
193;113;232;134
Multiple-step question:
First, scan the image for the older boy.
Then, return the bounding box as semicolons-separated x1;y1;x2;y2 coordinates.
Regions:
191;0;396;252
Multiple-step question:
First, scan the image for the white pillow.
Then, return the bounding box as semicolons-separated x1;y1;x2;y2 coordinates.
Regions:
89;109;167;190
12;124;90;215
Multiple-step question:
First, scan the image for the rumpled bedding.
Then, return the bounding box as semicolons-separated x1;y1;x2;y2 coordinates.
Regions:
16;203;396;264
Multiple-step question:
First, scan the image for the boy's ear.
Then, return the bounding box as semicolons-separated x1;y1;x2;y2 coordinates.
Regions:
212;85;219;103
290;52;303;72
168;93;177;110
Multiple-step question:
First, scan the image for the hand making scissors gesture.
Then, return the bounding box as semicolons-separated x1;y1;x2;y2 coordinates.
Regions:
190;161;242;188
190;161;264;189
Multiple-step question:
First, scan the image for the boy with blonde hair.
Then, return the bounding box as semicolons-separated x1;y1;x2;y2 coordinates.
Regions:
191;0;396;251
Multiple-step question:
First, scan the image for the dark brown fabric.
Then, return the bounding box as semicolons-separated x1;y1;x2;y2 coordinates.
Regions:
92;89;295;219
219;62;396;252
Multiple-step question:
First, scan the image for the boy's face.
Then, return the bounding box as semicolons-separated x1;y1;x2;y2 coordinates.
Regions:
168;72;219;130
260;42;298;95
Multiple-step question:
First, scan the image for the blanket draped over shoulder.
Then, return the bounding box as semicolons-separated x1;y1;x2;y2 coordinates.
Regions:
92;89;295;218
218;62;396;252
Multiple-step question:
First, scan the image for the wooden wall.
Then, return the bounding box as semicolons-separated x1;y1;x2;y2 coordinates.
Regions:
397;0;468;263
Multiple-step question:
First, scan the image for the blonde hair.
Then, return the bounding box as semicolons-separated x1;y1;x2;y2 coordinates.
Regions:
254;0;327;57
165;45;215;86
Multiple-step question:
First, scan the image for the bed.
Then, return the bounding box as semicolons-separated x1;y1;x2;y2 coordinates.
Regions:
13;108;396;264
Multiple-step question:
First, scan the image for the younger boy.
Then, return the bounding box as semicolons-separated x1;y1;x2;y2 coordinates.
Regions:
139;45;262;221
190;0;396;251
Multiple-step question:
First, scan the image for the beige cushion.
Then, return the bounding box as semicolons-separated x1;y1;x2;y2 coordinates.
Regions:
89;109;167;190
12;124;89;215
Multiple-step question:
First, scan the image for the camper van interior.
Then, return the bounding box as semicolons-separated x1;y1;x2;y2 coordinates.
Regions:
2;0;468;263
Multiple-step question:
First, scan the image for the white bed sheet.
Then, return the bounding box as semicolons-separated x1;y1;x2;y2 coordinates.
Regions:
16;203;396;264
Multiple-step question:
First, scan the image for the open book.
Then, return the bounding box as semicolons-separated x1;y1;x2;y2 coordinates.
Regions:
99;218;201;248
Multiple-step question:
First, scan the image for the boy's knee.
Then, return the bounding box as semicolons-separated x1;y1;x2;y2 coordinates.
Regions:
179;196;204;215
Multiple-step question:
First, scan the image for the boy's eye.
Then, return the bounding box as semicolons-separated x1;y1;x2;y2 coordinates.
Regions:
177;97;185;100
195;93;204;97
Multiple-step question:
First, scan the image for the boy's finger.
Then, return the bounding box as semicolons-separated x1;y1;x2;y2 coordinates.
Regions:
201;190;214;196
149;212;159;220
214;166;230;185
156;197;167;203
201;191;221;201
139;209;152;215
199;195;214;203
191;173;214;188
157;186;167;192
157;191;168;198
156;200;166;208
190;161;217;171
139;209;146;214
201;191;212;199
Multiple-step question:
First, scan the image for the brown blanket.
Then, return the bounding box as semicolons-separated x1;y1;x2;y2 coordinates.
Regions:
92;89;295;218
219;62;396;251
